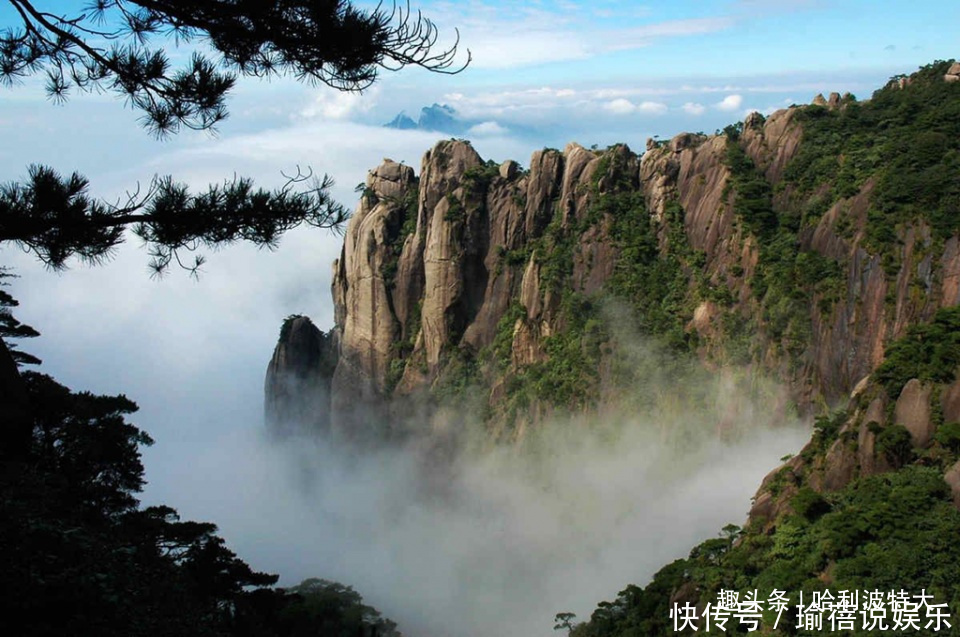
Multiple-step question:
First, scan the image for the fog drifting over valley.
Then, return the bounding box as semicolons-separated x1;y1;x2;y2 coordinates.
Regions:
5;217;808;636
2;1;957;633
174;380;808;637
1;112;812;637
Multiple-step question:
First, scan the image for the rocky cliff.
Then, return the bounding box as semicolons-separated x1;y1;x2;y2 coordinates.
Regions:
263;60;960;634
264;315;337;437
267;60;960;450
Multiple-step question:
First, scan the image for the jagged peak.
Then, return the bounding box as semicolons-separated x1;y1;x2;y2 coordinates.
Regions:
562;141;594;157
363;159;416;201
744;110;765;130
278;314;319;345
420;140;484;204
423;138;482;169
810;90;849;110
265;313;337;437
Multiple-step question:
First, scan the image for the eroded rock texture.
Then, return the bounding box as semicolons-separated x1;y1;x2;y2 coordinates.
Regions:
269;77;960;460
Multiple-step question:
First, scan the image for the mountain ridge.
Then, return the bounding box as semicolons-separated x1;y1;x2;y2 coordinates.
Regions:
265;58;960;634
383;103;468;134
270;60;960;441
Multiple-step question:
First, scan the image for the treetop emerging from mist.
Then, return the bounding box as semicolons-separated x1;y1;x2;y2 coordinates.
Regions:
1;0;470;137
0;0;469;275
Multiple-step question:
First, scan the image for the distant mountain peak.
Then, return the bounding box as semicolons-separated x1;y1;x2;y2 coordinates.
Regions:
383;103;466;134
384;112;417;130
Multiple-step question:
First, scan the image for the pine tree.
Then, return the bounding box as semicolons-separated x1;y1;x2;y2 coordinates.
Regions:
0;268;39;365
0;0;469;274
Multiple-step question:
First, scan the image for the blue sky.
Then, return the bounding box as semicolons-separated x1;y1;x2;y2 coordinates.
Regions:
2;0;955;171
0;3;957;635
338;0;956;146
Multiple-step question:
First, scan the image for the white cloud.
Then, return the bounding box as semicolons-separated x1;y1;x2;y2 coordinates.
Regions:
716;94;744;111
593;88;642;99
467;121;509;136
436;76;858;127
603;99;667;116
297;87;379;120
434;78;845;130
604;98;637;114
444;86;577;108
426;1;733;70
467;32;592;69
638;101;668;115
444;87;674;123
440;86;585;122
607;17;735;49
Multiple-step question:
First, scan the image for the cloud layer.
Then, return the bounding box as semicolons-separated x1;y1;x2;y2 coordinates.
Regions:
158;373;808;637
426;2;734;70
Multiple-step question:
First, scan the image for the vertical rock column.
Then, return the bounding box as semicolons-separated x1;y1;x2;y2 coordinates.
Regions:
264;316;337;438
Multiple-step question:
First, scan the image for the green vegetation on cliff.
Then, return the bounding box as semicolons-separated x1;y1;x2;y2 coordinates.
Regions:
606;196;696;351
873;306;960;399
571;302;960;637
367;62;960;437
572;465;960;637
488;148;701;416
782;60;960;260
725;133;843;363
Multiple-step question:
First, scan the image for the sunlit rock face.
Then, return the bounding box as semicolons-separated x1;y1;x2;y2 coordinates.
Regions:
271;72;960;448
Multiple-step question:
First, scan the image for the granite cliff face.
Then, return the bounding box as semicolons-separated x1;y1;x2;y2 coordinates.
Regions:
266;62;960;483
262;61;960;631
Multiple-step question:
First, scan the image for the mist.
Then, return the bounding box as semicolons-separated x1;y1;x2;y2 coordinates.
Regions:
1;140;812;637
161;347;810;637
0;89;813;637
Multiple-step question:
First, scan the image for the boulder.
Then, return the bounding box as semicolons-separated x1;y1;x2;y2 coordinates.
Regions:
858;397;886;476
499;159;519;180
945;62;960;82
894;379;934;447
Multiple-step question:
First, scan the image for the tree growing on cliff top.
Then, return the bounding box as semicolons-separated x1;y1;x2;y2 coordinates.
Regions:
0;0;469;275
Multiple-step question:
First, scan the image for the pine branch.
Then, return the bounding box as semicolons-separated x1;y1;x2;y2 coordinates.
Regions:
0;165;349;274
